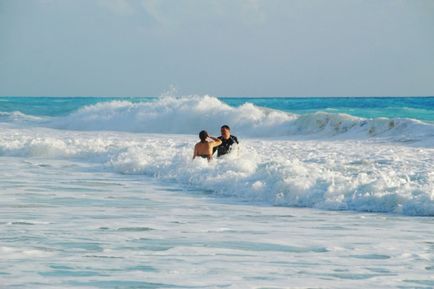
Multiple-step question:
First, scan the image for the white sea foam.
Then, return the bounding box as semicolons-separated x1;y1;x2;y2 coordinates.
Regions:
0;111;44;124
2;156;433;288
0;246;53;258
49;96;296;137
3;95;434;144
1;126;433;216
2;97;433;288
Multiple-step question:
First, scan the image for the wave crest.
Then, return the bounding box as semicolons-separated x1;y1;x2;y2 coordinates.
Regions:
47;95;434;143
1;95;434;144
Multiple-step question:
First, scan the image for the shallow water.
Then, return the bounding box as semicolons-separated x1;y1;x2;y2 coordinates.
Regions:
1;95;434;288
1;157;434;288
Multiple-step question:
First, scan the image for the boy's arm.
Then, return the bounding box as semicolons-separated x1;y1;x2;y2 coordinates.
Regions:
208;136;222;147
193;145;197;159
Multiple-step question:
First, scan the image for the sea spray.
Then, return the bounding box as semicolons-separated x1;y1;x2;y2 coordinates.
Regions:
2;95;433;144
1;126;433;216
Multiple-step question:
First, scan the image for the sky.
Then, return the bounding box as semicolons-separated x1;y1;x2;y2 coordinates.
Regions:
0;0;433;97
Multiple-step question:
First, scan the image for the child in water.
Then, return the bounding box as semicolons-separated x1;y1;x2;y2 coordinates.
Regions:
193;130;222;161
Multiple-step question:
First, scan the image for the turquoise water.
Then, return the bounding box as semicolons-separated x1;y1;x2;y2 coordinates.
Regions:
0;97;153;117
224;97;434;121
1;96;434;121
1;96;434;287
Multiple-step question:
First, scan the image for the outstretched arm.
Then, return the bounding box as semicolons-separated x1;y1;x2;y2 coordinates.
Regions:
208;136;222;147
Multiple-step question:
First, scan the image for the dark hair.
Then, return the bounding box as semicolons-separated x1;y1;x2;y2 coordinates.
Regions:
199;130;208;143
221;125;230;130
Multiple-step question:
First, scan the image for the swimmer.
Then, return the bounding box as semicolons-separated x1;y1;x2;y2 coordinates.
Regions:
193;130;222;161
214;125;239;157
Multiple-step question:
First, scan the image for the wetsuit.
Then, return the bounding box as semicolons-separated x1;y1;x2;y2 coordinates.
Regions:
214;135;239;157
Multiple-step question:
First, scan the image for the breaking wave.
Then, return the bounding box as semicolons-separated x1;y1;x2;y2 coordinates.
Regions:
44;95;434;144
1;95;434;216
0;126;433;216
2;95;434;143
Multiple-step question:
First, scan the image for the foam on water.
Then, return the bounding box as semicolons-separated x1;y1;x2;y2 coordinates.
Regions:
1;96;434;287
1;95;433;215
52;96;434;142
0;111;45;124
1;157;434;288
2;95;434;143
1;124;433;216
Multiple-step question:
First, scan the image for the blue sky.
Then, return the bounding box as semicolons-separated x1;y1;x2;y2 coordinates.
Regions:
1;0;433;97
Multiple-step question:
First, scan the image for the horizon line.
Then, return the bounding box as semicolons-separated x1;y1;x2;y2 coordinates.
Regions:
1;95;434;98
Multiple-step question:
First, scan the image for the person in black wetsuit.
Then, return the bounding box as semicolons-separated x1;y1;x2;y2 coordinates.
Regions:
214;125;239;157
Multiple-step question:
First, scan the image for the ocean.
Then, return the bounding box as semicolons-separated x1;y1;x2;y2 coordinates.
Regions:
1;96;434;288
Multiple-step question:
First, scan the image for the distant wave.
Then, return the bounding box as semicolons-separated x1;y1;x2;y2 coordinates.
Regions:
50;95;434;144
2;95;434;144
0;111;44;123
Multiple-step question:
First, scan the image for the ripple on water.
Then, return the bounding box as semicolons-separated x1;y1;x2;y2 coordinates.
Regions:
53;241;103;252
211;241;328;253
116;227;155;232
98;226;155;232
125;238;328;253
39;269;107;277
325;272;383;280
403;279;434;286
67;280;182;288
350;254;391;260
365;267;392;273
126;265;158;272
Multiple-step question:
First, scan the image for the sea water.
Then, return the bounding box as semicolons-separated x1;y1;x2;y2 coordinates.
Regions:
1;95;434;288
